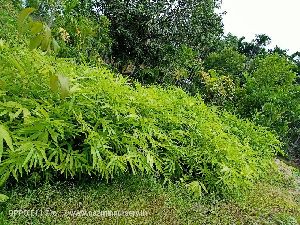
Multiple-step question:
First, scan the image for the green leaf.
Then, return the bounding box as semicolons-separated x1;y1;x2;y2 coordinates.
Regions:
18;8;35;32
22;149;34;167
0;171;10;187
41;25;51;51
58;74;70;98
186;181;203;198
30;21;43;35
50;73;59;92
52;38;60;53
10;108;22;121
12;169;18;181
0;194;9;202
199;181;208;194
22;108;31;123
0;39;5;50
0;125;14;160
7;56;26;76
146;153;154;168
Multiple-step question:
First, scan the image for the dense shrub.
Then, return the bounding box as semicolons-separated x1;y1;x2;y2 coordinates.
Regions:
0;1;20;42
200;48;246;109
52;7;112;64
204;47;247;80
202;37;300;157
198;70;237;106
135;45;203;85
237;54;300;155
0;43;281;197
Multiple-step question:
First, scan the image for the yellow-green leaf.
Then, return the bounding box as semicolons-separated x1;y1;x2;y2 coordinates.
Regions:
50;73;59;92
41;25;51;51
0;194;9;202
0;125;14;160
29;34;43;50
23;149;34;167
18;8;35;32
58;74;70;98
52;38;60;53
22;108;31;123
30;21;43;35
0;171;10;187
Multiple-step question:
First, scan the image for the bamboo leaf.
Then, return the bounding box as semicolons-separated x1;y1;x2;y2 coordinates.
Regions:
0;125;14;152
58;74;70;98
0;171;10;187
18;8;35;32
30;21;43;35
146;153;154;168
22;108;31;123
52;38;60;53
29;34;43;50
0;139;3;162
23;149;34;167
50;73;59;92
41;25;51;51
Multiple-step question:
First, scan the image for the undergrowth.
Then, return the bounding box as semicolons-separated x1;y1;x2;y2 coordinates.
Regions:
0;43;282;197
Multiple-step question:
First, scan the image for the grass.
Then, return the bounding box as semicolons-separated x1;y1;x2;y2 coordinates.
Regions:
0;160;299;225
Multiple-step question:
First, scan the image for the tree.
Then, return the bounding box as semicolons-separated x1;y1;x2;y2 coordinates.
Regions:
204;47;246;79
237;54;300;154
237;34;271;58
95;0;223;67
21;0;223;84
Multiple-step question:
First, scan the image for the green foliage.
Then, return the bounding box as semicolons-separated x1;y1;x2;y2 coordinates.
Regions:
204;47;247;80
208;33;300;158
237;54;300;154
12;3;112;64
136;45;202;85
198;47;247;109
0;1;20;42
22;0;223;83
17;8;59;53
2;0;298;199
291;51;300;79
1;168;299;224
218;34;271;59
0;193;8;202
52;6;112;64
198;70;237;106
202;32;300;158
0;44;281;197
186;180;208;198
97;0;223;66
238;34;271;58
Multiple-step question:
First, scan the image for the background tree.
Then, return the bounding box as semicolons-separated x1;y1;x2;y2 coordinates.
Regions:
22;0;223;83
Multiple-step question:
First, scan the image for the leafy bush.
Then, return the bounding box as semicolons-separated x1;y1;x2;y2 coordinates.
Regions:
135;45;202;85
204;47;247;80
204;35;300;158
0;1;20;42
198;70;237;106
13;1;112;64
52;7;112;64
0;43;282;197
237;54;300;155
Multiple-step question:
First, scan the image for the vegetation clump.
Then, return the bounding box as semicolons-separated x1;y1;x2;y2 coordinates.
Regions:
0;43;281;197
